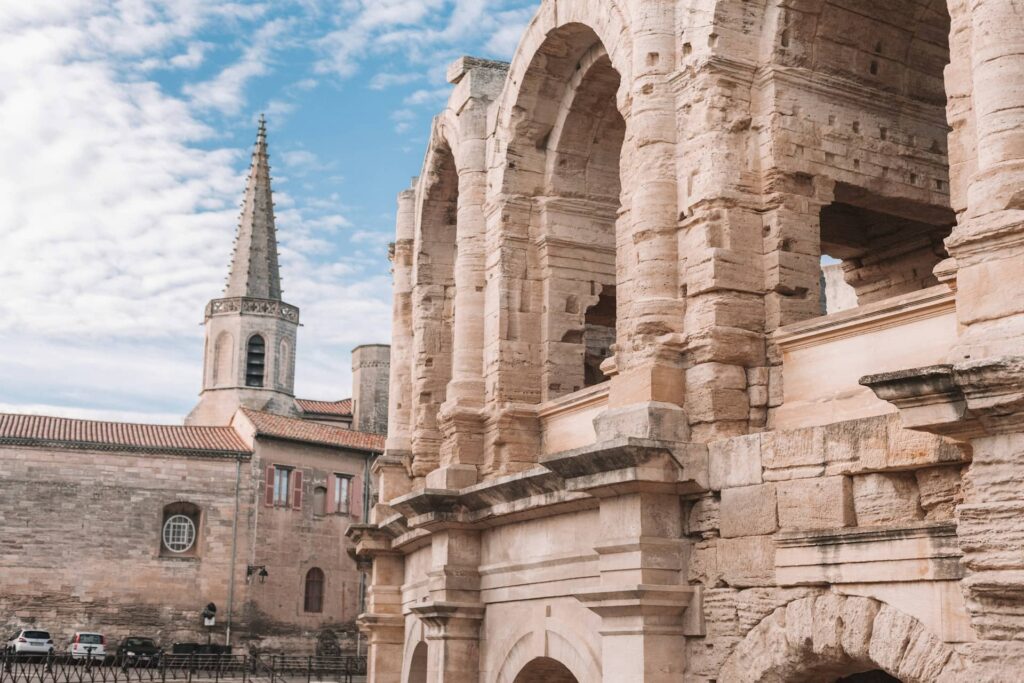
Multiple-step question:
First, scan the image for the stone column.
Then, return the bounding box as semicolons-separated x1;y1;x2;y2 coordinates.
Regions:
947;0;1024;359
963;0;1024;218
386;187;416;458
610;3;685;423
436;100;489;483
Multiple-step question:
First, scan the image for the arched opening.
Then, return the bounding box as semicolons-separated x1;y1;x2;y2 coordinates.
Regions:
245;334;266;387
767;0;955;320
498;24;625;404
406;641;427;683
303;567;324;613
409;142;457;474
277;338;290;388
212;332;233;386
512;657;578;683
303;565;323;614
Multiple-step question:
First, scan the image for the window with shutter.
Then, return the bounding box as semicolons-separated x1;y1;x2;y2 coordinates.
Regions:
245;335;266;387
291;469;303;510
272;466;291;506
350;475;364;520
264;466;275;507
334;474;351;514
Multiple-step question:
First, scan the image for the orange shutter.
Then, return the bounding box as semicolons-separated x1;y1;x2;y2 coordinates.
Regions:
291;469;303;510
350;475;363;520
264;466;275;507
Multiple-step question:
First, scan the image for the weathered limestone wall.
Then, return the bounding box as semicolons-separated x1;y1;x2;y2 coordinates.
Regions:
0;445;251;646
352;344;390;435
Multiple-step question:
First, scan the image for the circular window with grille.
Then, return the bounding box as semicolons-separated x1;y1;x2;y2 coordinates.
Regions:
162;514;197;553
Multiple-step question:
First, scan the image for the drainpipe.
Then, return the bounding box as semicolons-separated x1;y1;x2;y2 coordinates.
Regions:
225;455;243;646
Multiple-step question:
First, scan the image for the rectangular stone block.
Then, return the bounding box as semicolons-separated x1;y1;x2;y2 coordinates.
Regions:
762;426;824;477
718;535;776;587
709;433;763;490
777;475;855;530
721;483;778;538
851;472;923;526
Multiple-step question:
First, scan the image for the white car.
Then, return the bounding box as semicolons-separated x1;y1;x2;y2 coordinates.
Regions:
68;632;106;662
6;629;54;657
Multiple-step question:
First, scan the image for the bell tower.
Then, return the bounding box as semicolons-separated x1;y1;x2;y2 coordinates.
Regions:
187;115;299;426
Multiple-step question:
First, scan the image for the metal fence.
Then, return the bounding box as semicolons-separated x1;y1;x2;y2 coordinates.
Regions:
0;654;366;683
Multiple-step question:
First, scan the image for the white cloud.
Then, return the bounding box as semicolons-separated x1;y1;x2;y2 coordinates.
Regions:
369;71;421;90
184;18;288;114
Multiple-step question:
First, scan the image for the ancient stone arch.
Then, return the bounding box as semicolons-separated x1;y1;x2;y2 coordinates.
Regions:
718;594;966;683
400;619;427;683
492;621;601;683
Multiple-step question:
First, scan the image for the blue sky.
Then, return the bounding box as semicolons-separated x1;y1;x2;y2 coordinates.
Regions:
0;0;539;423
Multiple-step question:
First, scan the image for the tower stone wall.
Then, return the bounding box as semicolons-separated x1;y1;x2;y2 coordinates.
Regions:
352;344;390;436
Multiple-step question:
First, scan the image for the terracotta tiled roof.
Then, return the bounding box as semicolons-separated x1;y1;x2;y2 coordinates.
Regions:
295;398;352;417
0;412;251;457
240;408;384;452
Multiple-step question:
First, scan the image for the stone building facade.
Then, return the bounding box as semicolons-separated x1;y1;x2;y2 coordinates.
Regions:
352;0;1024;681
0;120;390;654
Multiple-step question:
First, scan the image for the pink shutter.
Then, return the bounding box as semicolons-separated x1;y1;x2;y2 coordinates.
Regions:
350;475;363;520
264;466;275;507
326;475;335;515
292;470;303;510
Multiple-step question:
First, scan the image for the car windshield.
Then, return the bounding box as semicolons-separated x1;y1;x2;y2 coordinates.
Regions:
126;639;155;648
79;635;102;645
24;631;50;640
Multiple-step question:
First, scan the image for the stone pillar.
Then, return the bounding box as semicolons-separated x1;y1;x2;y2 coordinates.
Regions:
577;493;692;683
348;523;406;683
387;187;416;457
410;528;484;683
543;439;704;682
863;358;1024;673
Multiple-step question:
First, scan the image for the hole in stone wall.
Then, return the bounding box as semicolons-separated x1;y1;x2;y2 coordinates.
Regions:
583;286;616;387
818;184;954;310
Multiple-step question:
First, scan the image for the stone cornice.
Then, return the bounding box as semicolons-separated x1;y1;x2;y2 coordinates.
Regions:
205;296;300;323
862;356;1024;438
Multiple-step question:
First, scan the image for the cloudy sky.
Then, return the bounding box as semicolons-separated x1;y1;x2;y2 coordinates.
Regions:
0;0;538;424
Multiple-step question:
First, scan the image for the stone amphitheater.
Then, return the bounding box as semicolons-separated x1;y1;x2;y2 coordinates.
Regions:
349;0;1024;680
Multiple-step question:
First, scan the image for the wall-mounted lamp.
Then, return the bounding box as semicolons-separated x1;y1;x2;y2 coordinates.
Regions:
246;565;269;584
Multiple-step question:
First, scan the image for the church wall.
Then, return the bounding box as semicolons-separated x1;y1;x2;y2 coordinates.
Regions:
242;437;371;651
0;444;251;648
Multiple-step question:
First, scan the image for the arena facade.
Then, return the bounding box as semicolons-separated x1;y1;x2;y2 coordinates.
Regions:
350;0;1024;680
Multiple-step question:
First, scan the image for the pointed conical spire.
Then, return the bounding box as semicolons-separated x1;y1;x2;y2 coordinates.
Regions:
224;113;282;300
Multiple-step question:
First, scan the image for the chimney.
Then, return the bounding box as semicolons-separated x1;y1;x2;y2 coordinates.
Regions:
351;344;391;435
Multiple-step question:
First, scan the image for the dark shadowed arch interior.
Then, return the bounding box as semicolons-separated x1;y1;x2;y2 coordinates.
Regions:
406;641;427;683
512;656;578;683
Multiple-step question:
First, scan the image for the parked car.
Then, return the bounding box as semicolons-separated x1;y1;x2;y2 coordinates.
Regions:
68;632;106;663
5;629;55;658
116;637;162;666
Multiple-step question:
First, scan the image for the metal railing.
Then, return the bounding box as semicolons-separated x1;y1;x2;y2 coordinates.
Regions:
0;653;366;683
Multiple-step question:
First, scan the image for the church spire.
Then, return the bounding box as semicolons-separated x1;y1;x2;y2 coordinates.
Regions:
224;114;282;300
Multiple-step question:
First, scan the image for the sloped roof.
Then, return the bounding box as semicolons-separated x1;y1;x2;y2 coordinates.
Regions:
240;408;384;452
0;413;251;458
295;398;352;417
